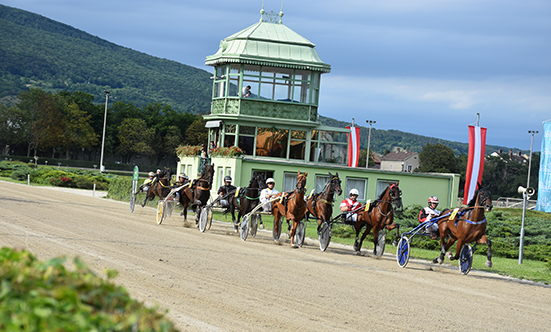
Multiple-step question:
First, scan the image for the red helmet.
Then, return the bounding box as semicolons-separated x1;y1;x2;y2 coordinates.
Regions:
428;196;439;204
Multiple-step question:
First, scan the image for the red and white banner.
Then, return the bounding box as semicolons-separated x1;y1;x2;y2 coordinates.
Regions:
463;125;487;204
346;126;360;167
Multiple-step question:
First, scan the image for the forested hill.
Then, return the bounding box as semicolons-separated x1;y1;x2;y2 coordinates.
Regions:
0;5;212;113
0;5;522;157
319;116;517;156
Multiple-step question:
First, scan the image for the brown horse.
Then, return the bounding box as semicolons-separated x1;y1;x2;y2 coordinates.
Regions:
272;172;308;247
353;182;402;256
178;164;215;223
224;173;266;230
306;172;342;232
141;169;172;207
434;185;493;267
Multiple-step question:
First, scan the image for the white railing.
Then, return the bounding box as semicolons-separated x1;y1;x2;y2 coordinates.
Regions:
496;197;537;209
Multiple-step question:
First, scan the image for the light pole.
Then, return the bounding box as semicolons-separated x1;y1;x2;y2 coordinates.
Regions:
99;90;110;173
519;130;538;264
365;120;376;168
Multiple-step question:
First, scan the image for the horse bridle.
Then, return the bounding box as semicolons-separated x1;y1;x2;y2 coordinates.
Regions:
476;189;493;211
375;185;403;217
318;176;342;205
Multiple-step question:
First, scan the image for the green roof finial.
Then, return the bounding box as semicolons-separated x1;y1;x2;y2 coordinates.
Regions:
279;0;284;24
260;2;265;22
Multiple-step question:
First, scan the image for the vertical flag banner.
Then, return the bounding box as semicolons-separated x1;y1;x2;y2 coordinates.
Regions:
536;122;551;212
463;125;487;204
346;126;360;167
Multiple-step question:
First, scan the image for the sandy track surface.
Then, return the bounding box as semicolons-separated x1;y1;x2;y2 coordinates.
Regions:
1;181;550;331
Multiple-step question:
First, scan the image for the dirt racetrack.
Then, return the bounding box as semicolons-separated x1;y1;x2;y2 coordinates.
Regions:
1;181;550;331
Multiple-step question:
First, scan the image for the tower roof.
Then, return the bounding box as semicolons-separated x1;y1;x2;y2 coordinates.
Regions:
205;20;331;73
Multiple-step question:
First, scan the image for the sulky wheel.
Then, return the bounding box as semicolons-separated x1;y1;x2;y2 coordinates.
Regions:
375;231;386;258
156;201;166;225
166;200;174;218
240;215;250;241
198;207;209;232
206;207;213;230
295;220;306;247
460;244;473;275
273;217;283;241
250;214;258;238
396;236;410;268
318;221;331;252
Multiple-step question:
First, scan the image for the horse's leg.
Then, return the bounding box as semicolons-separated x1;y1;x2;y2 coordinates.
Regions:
357;224;372;255
353;218;366;252
478;235;492;268
289;217;297;246
448;238;465;261
372;224;382;257
392;223;400;246
434;234;456;264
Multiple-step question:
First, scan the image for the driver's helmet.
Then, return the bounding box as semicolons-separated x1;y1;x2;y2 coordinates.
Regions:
148;171;155;177
156;169;161;174
349;188;360;197
428;196;439;204
179;173;188;179
266;178;275;184
224;175;232;182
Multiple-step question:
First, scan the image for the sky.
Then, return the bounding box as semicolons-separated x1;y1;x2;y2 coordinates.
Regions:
3;0;550;152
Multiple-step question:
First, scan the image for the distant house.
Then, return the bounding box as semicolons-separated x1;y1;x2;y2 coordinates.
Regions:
380;148;419;172
489;149;528;163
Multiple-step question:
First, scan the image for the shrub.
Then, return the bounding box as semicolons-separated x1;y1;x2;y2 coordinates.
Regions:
0;247;177;331
176;145;201;157
210;146;243;157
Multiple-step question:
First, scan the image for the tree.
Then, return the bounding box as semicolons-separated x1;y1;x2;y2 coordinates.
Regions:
117;118;154;164
15;88;46;156
0;105;27;154
417;143;459;173
31;94;65;158
183;116;208;146
61;102;99;159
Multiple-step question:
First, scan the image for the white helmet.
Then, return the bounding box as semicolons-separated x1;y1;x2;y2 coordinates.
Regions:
349;188;359;196
266;178;275;184
148;171;155;177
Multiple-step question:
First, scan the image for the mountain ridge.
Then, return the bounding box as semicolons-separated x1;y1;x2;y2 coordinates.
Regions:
0;4;525;156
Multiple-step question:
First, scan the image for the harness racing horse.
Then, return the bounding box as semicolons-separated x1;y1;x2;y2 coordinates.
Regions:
142;169;172;207
306;172;343;232
224;173;266;230
178;164;215;223
272;172;308;247
353;182;403;257
434;185;493;268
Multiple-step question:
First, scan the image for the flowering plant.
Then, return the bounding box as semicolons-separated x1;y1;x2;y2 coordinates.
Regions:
210;146;244;158
176;145;202;157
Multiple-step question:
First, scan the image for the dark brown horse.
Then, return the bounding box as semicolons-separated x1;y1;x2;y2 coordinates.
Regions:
272;172;308;247
224;173;266;230
178;164;215;222
141;169;172;207
434;185;493;267
353;182;402;256
306;172;342;232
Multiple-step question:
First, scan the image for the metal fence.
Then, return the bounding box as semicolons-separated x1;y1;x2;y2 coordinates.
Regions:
496;197;537;209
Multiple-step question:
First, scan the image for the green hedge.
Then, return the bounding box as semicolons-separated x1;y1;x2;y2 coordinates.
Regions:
107;177;159;208
0;247;177;331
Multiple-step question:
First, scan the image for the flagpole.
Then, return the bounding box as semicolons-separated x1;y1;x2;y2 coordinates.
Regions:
476;113;480;127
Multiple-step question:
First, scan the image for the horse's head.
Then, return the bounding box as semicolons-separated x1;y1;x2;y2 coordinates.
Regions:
477;186;493;212
249;174;267;190
296;172;308;194
201;163;215;185
388;182;403;213
328;172;343;196
159;169;172;184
